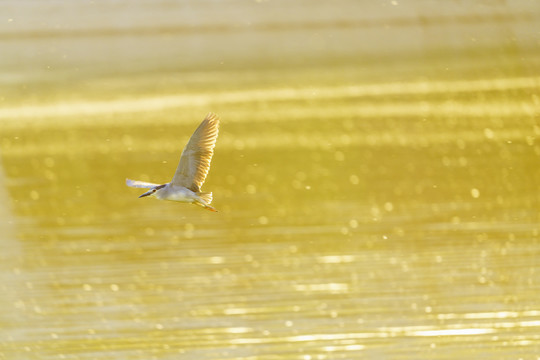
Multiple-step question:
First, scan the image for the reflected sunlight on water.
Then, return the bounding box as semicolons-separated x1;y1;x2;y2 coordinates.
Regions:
1;76;539;121
1;1;540;359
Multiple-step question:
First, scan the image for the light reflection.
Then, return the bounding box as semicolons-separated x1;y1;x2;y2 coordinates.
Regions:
316;255;356;264
410;328;496;337
381;317;540;338
223;307;276;315
230;332;377;345
512;340;533;346
224;308;251;315
223;327;252;334
495;320;540;329
228;321;539;347
293;283;349;293
1;27;538;360
437;310;540;320
208;256;225;264
322;344;365;352
1;76;538;121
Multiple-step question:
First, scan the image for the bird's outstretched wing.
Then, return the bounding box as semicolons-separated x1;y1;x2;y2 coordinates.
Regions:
170;113;220;192
126;178;160;189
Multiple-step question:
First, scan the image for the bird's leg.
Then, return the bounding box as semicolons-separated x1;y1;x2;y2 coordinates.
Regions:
193;201;218;212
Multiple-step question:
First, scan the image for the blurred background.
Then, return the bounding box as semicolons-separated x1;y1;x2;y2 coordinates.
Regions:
1;1;540;359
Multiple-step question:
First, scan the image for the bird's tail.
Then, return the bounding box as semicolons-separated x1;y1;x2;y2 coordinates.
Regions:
197;192;213;204
196;192;217;212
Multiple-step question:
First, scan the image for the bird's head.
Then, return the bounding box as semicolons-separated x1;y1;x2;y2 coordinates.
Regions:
139;184;166;198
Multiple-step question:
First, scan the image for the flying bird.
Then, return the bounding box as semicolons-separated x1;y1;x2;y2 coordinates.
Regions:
126;112;220;212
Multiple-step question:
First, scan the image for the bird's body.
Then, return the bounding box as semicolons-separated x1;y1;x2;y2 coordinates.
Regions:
126;113;220;212
154;185;197;202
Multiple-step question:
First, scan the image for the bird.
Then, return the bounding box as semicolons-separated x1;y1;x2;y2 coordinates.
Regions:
126;112;220;212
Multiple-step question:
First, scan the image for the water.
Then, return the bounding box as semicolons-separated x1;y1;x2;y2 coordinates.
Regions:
1;1;540;359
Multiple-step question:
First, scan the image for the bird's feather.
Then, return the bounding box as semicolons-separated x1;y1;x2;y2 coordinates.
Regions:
170;113;220;192
126;178;160;189
197;192;213;205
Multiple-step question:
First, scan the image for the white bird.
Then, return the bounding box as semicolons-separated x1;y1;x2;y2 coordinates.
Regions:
126;112;220;212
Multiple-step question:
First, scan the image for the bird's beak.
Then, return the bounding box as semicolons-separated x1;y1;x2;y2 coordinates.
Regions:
139;190;153;198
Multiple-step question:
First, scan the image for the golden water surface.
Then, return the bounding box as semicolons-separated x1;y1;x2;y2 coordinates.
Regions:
1;2;540;359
